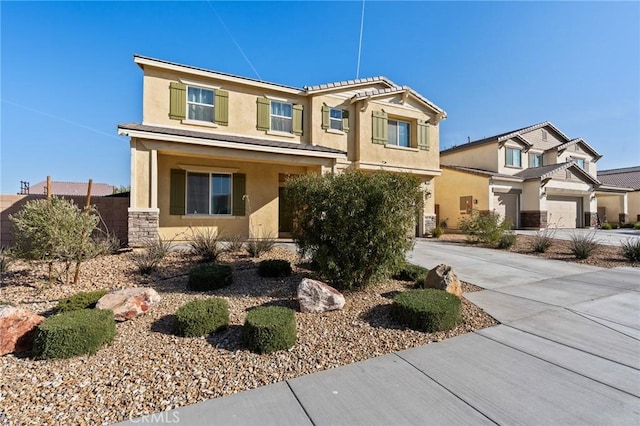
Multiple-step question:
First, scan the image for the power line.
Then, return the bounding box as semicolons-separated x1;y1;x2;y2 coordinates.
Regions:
356;0;366;79
206;1;262;80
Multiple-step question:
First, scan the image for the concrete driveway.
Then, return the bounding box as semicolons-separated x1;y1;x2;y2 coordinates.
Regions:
122;240;640;425
515;227;640;246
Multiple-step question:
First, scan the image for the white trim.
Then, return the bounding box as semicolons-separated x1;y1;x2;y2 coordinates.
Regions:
178;164;239;173
178;78;220;90
128;207;160;213
266;130;295;138
119;128;347;160
264;94;291;102
326;128;345;135
384;144;419;152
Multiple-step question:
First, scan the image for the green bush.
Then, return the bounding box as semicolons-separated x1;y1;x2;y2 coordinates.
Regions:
257;259;292;278
634;222;640;230
459;210;512;246
609;222;620;229
392;262;429;282
243;306;297;354
431;226;443;239
0;246;13;275
188;264;233;291
620;238;640;263
287;170;422;290
569;232;599;259
620;223;635;229
189;227;226;262
601;223;613;230
531;228;555;253
175;298;229;337
33;309;116;359
497;232;517;249
391;289;462;332
55;290;108;313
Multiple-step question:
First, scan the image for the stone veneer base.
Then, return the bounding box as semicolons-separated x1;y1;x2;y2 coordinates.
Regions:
128;210;159;247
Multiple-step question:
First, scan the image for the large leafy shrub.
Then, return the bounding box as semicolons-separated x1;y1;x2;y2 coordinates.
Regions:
459;210;512;246
287;170;422;290
10;197;100;283
391;289;462;332
242;306;297;354
55;290;108;313
188;264;233;291
33;309;116;359
175;298;229;337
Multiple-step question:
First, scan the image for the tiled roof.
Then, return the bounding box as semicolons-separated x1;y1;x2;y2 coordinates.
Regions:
597;166;640;190
117;123;347;155
441;121;572;155
29;181;116;196
351;86;446;115
441;165;523;181
304;76;396;92
515;161;600;186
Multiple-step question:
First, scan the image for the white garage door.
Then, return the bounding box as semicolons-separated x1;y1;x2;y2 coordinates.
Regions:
547;196;581;228
493;193;519;228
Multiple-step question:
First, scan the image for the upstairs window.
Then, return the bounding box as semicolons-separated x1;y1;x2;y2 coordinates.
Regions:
575;158;585;169
187;87;215;122
529;153;543;167
505;147;522;167
330;108;343;131
388;119;411;147
270;101;293;133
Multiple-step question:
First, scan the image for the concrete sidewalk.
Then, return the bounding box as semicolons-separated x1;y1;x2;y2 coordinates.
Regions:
121;241;640;425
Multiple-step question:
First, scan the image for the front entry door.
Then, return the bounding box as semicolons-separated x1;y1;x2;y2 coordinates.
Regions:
279;187;294;236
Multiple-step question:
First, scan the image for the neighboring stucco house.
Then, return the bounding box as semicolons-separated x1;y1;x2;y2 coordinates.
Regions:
118;55;446;245
435;121;618;230
596;166;640;224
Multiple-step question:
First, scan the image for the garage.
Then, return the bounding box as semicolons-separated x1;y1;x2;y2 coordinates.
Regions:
493;193;519;228
547;196;582;228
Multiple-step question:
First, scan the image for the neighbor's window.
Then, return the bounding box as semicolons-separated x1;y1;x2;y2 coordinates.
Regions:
388;119;411;147
330;108;343;131
186;172;231;215
575;158;585;170
529;153;543;167
506;147;522;167
187;86;214;122
271;101;293;133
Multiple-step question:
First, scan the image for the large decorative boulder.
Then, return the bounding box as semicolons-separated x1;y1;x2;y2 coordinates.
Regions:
297;278;345;313
0;305;45;355
420;264;463;297
96;287;161;321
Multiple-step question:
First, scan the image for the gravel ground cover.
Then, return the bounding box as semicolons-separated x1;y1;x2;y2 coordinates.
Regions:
0;246;496;425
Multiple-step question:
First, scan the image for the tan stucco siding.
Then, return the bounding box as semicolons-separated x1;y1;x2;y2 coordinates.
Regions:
557;145;598;177
520;127;565;151
497;140;528;175
522;181;542;211
631;192;640;221
142;66;308;143
435;168;489;229
440;143;497;172
133;141;150;209
308;93;352;155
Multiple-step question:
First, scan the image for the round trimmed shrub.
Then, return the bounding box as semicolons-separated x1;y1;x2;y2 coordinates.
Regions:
33;309;116;359
391;289;462;333
188;264;232;291
257;259;292;278
176;298;229;337
392;262;429;282
55;290;108;313
243;306;296;354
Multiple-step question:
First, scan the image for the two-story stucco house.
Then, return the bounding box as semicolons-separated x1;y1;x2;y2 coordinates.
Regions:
434;121;627;230
118;55;446;245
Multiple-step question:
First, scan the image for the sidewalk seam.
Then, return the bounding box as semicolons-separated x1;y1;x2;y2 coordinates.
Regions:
285;380;317;426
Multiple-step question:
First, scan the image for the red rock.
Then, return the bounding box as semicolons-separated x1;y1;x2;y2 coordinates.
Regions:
297;278;345;313
0;305;45;355
96;287;161;321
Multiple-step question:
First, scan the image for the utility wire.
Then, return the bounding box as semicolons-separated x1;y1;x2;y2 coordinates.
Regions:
356;0;366;79
206;1;262;80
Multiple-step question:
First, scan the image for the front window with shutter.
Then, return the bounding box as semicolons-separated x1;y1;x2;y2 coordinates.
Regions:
270;101;293;133
388;119;411;147
187;87;215;122
329;108;343;131
186;172;232;215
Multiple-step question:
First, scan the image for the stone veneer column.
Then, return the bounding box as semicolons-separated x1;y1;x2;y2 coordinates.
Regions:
584;212;598;228
128;209;159;247
520;211;548;229
618;213;629;225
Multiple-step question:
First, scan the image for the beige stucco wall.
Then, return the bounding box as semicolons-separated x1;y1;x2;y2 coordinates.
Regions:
522;180;542;211
556;144;598;177
598;191;639;223
308;93;352;155
440;143;497;172
435;168;489;229
631;192;640;221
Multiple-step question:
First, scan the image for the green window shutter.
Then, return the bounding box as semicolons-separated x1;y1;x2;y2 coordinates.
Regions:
169;82;186;120
372;110;388;144
342;110;350;133
293;104;304;135
232;173;246;216
417;120;430;150
169;169;186;215
214;89;229;126
256;97;270;131
321;105;330;129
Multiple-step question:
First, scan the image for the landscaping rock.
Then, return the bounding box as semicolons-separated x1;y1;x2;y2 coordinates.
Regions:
421;264;463;297
0;305;44;355
297;278;345;313
96;287;161;321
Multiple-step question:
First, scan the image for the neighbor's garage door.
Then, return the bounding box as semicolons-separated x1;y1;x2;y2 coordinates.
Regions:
493;193;519;228
547;196;581;228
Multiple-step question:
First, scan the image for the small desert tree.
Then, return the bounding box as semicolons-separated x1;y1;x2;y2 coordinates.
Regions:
10;196;100;284
287;170;422;290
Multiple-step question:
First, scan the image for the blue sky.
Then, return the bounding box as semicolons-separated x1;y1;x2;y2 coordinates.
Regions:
1;1;639;194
